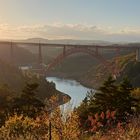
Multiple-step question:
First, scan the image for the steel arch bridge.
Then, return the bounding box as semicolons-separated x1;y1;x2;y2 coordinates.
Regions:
46;47;117;76
4;41;139;77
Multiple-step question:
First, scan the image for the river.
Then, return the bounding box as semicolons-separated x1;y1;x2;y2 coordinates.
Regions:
46;77;92;107
20;66;92;107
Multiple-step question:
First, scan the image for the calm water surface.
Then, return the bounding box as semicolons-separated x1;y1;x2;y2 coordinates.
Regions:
46;77;92;107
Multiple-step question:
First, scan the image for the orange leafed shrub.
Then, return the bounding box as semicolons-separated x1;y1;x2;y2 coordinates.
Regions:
87;110;117;133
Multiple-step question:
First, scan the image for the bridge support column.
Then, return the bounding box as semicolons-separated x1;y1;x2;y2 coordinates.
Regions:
63;45;66;56
95;46;98;54
10;41;14;63
116;48;120;56
136;48;140;62
114;48;121;77
38;43;43;65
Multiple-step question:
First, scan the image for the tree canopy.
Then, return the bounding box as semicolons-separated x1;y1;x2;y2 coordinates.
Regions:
77;76;138;126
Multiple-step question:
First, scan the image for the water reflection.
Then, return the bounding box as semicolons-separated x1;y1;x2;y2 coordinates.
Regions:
46;77;92;107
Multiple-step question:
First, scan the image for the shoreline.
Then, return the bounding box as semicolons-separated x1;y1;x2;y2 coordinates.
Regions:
57;90;71;106
44;76;71;107
46;75;93;108
46;72;95;89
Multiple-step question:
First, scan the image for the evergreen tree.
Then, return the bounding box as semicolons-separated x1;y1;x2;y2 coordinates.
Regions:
9;82;45;118
93;76;117;112
116;77;136;120
93;76;136;120
77;76;138;127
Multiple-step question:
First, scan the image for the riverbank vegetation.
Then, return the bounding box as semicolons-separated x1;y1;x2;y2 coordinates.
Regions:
0;82;80;140
77;76;140;139
0;75;140;139
80;53;136;88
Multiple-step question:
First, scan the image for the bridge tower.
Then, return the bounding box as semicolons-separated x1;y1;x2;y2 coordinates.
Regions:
136;48;140;62
38;42;43;66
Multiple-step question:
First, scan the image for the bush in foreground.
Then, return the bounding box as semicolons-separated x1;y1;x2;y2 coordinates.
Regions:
0;105;80;140
90;116;140;140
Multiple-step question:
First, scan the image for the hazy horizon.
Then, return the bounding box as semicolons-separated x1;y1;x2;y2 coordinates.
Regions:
0;0;140;42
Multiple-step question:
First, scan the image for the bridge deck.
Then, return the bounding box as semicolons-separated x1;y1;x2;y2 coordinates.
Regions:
0;41;140;49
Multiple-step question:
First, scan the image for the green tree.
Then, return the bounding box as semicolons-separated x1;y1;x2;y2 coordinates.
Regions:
0;84;15;126
77;76;138;130
93;77;136;120
116;77;136;120
93;76;117;112
131;88;140;114
9;82;45;118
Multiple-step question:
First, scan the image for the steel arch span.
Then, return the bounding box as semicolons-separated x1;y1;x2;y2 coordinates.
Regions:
46;47;116;76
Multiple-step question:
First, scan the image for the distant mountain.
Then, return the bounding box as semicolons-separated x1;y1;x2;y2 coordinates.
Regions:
3;38;140;46
22;38;49;43
17;38;113;45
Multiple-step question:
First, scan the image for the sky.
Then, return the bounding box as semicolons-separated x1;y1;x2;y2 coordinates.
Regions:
0;0;140;42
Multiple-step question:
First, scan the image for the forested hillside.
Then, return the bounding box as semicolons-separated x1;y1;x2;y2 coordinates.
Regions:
0;58;69;101
118;61;140;87
0;43;69;102
0;42;36;65
80;53;138;88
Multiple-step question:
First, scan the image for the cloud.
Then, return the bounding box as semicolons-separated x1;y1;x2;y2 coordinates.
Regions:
0;23;140;42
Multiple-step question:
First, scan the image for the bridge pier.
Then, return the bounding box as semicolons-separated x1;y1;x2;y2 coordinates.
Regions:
116;48;120;56
10;41;14;63
113;48;121;78
63;45;66;56
95;46;98;54
38;43;43;65
136;48;140;62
